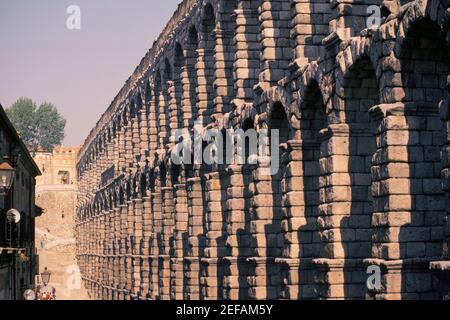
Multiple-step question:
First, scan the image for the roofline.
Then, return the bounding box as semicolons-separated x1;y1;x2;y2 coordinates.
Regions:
0;104;42;176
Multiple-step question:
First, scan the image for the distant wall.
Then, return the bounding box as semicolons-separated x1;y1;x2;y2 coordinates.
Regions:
34;147;89;300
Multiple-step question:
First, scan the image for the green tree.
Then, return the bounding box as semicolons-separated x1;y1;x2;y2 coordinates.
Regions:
6;98;66;152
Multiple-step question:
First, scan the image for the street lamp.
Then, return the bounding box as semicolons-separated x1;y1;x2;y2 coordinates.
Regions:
6;208;21;224
0;161;15;195
41;268;51;286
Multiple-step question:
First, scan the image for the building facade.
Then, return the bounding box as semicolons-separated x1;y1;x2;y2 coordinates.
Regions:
76;0;450;299
0;105;41;300
34;147;89;300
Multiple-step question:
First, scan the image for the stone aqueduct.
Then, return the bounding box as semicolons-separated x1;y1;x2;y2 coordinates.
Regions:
75;0;450;300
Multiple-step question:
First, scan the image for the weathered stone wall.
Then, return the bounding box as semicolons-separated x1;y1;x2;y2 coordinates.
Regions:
35;147;89;300
75;0;450;300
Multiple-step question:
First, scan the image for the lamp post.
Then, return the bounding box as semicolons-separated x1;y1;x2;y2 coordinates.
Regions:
41;267;51;286
0;161;15;196
37;267;55;300
0;161;16;246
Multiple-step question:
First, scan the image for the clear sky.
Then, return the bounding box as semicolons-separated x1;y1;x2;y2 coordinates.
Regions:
0;0;182;147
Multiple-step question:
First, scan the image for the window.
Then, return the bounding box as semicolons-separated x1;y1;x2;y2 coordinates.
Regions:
58;171;70;185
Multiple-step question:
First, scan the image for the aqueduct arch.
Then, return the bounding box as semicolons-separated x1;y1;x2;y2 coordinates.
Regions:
75;0;450;300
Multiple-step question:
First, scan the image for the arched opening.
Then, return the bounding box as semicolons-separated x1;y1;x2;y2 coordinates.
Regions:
125;178;132;202
129;99;136;120
270;103;289;146
174;43;185;130
154;71;164;149
136;92;143;113
164;58;172;82
161;58;173;145
242;118;256;163
145;82;152;114
130;98;141;162
340;57;379;299
140;170;147;196
202;3;215;31
119;186;124;206
171;164;181;187
113;187;118;208
121;109;128;127
119;110;130;170
266;102;290;299
108;189;113;210
159;163;167;189
299;80;327;263
397;18;450;298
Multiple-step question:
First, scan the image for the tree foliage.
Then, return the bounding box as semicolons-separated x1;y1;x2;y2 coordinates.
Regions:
6;98;66;152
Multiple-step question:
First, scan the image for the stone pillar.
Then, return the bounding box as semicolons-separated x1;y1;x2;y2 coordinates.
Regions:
112;207;121;299
98;213;105;298
234;2;261;101
124;124;134;169
148;90;158;162
440;83;450;259
279;140;300;301
113;128;120;172
367;102;444;300
328;0;380;40
196;34;215;122
171;183;189;300
168;81;179;145
105;209;114;300
132;198;143;299
214;1;237;118
259;0;292;87
89;215;95;297
92;148;100;190
124;200;134;299
223;165;248;299
150;189;162;300
200;172;226;300
106;141;114;172
139;109;149;163
132;109;141;163
291;0;329;64
118;125;127;171
181;43;197;128
184;177;204;300
160;186;174;300
248;159;282;300
118;204;128;299
213;28;234;118
278;140;319;299
140;195;152;299
313;123;365;299
158;85;169;149
430;80;450;297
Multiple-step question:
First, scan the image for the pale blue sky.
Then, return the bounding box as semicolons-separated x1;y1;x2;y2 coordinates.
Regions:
0;0;181;146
